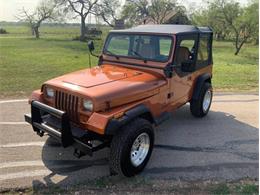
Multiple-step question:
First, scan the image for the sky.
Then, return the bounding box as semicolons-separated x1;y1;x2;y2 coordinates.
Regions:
0;0;40;22
0;0;251;22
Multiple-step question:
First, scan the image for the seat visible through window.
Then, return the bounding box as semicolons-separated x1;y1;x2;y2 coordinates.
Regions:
139;43;156;59
175;46;190;65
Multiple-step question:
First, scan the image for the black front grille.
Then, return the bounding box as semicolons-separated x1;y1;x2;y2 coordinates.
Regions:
55;91;79;122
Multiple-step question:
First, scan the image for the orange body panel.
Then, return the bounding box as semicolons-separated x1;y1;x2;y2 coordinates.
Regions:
30;64;212;135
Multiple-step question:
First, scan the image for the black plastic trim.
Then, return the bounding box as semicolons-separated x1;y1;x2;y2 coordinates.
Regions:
154;112;171;125
105;105;172;135
105;104;155;135
30;101;73;147
192;73;211;100
195;32;213;69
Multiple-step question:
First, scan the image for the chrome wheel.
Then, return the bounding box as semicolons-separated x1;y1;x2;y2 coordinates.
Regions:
202;90;212;113
130;132;150;167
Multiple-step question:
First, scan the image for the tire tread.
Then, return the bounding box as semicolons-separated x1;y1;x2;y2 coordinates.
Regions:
190;82;212;117
109;118;154;177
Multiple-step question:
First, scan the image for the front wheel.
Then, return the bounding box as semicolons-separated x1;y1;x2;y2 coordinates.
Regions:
190;82;213;117
109;118;154;177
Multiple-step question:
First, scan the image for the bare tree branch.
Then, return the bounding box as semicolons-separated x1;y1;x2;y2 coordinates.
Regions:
56;0;99;40
95;0;120;27
17;0;59;38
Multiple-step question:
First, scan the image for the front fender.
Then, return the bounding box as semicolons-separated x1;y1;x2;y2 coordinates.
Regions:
105;104;154;135
29;90;44;104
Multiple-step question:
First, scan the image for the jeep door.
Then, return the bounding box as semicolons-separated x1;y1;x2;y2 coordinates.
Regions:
168;34;199;108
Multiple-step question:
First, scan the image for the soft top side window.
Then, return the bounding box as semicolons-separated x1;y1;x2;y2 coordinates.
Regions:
173;34;199;75
196;35;210;67
175;39;196;66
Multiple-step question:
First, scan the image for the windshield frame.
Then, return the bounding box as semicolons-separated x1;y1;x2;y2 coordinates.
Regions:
103;32;174;63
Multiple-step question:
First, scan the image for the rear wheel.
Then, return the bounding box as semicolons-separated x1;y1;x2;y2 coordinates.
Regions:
109;118;154;177
190;82;213;117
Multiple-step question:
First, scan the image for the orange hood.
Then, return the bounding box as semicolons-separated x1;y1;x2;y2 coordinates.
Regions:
44;64;167;111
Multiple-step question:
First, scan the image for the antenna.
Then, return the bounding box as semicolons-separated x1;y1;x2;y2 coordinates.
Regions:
88;51;92;68
87;40;98;68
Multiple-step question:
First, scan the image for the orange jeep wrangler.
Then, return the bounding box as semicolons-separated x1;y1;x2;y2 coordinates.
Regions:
25;25;213;177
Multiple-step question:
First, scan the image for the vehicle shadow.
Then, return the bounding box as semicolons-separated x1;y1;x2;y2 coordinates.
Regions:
31;105;259;189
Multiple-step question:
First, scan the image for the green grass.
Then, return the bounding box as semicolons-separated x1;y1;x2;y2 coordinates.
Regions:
0;36;104;97
210;183;259;195
212;41;258;91
0;24;258;98
0;24;108;97
211;184;231;195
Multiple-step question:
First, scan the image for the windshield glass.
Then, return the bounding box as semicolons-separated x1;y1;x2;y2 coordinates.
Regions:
104;33;173;62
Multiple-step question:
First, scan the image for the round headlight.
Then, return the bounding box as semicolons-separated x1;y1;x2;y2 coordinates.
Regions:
83;99;93;112
46;87;54;98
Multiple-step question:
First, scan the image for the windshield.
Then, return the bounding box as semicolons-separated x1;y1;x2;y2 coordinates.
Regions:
104;33;173;62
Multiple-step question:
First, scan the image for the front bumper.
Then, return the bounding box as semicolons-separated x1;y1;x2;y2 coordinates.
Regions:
24;101;108;157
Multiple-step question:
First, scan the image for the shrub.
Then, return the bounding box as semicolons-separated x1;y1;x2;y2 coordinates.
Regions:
0;28;8;34
72;35;101;42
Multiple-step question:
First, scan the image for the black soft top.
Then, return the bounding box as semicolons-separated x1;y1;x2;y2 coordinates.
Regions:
111;24;212;35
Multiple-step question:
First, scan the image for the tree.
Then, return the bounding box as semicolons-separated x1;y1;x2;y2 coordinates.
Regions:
244;0;259;44
56;0;99;40
95;0;121;27
148;0;177;24
216;0;258;55
122;0;182;26
192;0;258;55
191;6;231;40
122;0;150;26
164;6;191;24
18;0;59;38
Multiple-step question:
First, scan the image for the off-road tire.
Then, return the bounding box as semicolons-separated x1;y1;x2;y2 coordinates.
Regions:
190;82;213;117
109;118;154;177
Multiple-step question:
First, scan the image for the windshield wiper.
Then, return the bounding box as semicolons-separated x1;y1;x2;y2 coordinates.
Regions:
130;49;143;58
130;49;147;63
105;50;119;60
